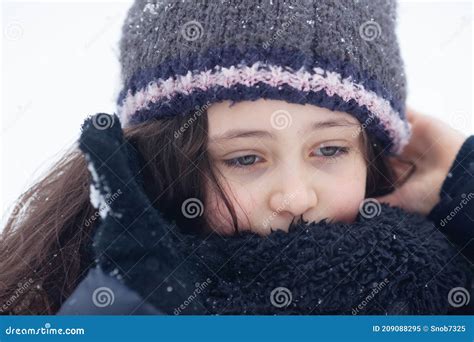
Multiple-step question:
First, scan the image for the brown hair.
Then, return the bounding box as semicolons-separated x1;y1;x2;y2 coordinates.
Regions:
0;109;411;314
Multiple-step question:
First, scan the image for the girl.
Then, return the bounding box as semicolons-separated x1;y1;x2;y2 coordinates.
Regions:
1;0;473;315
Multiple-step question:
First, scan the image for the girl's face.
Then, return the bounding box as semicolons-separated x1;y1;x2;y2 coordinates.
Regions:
204;99;367;236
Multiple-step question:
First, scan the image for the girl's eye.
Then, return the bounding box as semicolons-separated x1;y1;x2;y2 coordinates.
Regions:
312;146;349;158
223;155;262;168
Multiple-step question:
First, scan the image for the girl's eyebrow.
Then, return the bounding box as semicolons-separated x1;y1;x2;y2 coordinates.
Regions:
209;118;358;143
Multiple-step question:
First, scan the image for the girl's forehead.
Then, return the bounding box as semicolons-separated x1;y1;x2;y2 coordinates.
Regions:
207;99;360;134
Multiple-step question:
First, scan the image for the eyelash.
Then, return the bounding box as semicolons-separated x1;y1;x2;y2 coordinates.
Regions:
223;155;263;169
222;146;350;169
312;146;350;159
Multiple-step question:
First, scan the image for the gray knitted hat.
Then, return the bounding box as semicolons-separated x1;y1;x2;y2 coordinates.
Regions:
117;0;411;155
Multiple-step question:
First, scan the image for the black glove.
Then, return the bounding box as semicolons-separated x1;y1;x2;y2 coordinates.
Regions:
79;113;206;314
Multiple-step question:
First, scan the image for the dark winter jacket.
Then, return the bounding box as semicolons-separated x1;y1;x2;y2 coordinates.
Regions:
58;115;474;315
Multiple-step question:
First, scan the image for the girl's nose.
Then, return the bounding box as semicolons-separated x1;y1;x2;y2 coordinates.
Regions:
269;187;318;218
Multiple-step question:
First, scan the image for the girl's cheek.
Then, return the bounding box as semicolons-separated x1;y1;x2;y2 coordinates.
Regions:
203;184;254;235
325;163;367;223
203;186;231;233
327;192;364;223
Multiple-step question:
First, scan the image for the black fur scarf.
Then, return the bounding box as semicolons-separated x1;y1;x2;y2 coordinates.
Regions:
146;204;473;315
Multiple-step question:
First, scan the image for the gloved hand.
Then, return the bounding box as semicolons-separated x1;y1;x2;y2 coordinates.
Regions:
78;113;204;314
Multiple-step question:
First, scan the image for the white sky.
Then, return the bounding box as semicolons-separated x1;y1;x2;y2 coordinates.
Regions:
1;0;473;229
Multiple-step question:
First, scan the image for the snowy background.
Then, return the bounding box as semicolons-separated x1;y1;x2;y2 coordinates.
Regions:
1;0;473;229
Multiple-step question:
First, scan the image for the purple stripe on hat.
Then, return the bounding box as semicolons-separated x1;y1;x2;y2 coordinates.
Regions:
118;62;411;155
117;46;404;116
